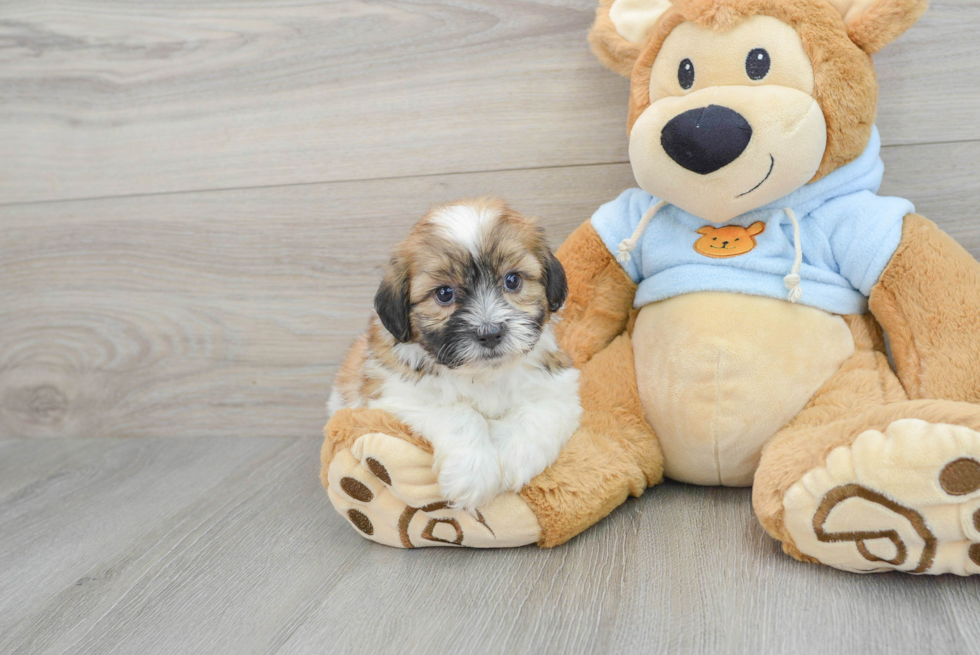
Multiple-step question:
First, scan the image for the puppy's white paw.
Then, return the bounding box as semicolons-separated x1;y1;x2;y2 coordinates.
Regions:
498;439;554;493
437;448;503;512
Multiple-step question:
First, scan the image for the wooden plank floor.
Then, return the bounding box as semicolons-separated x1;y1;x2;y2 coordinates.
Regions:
3;1;980;652
1;436;978;655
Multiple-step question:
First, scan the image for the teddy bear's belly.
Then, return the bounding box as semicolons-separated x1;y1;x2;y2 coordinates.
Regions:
632;291;855;486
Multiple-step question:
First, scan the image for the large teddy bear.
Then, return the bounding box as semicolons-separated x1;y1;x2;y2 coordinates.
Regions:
323;0;980;575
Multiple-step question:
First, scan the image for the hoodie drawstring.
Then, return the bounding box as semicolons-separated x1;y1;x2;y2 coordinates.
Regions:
617;200;667;264
782;207;803;303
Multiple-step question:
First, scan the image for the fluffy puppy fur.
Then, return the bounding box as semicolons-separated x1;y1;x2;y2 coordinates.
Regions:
329;198;583;510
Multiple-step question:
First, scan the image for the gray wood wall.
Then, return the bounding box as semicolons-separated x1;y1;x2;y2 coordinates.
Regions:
2;0;979;439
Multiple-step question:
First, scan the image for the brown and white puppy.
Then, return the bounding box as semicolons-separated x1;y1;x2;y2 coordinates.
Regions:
329;198;582;511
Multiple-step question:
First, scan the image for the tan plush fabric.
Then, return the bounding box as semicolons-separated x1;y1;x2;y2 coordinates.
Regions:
839;0;929;54
323;407;432;466
609;0;676;44
632;292;854;486
646;17;816;102
589;0;646;76
553;220;638;368
870;214;980;404
521;333;664;547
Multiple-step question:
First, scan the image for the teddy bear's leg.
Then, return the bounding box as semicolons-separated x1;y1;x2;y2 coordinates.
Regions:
753;315;980;574
553;220;638;367
323;408;542;548
520;332;663;546
323;332;663;548
870;214;980;404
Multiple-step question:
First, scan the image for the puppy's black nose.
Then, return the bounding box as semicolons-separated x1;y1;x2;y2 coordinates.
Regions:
660;105;752;175
477;325;505;348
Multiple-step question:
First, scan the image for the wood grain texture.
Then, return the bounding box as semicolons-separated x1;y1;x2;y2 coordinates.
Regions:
0;0;978;204
2;140;978;440
1;436;979;655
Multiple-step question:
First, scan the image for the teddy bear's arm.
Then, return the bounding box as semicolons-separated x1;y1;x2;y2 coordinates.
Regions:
552;219;638;367
869;213;980;403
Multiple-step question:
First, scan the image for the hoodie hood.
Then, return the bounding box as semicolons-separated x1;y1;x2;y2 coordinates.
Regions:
757;126;886;222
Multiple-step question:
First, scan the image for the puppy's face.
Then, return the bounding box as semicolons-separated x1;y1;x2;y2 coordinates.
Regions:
374;199;567;369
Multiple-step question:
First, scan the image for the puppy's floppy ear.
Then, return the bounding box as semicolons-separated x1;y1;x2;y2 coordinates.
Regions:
374;257;412;343
542;249;568;313
589;0;673;76
828;0;929;54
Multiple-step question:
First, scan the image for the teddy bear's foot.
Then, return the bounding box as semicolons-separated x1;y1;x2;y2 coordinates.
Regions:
782;419;980;575
326;431;541;548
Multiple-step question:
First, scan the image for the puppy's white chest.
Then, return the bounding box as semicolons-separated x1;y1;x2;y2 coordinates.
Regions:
437;371;525;420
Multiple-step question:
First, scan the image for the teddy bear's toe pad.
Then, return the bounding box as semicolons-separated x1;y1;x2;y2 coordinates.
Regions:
783;419;980;575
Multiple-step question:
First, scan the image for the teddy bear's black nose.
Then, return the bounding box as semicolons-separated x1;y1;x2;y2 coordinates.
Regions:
660;105;752;175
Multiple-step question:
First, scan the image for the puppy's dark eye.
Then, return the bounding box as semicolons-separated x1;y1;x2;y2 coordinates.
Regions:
434;286;455;305
746;48;770;80
678;58;695;90
503;272;522;292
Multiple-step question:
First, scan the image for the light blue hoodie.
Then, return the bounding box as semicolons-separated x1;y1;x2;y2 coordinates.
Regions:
591;127;914;315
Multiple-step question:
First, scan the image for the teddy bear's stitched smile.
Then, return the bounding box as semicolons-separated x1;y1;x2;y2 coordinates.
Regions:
736;154;776;198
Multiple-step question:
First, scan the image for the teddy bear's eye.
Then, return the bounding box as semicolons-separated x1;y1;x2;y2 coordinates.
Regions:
735;238;740;241
712;237;718;241
746;48;770;80
678;58;695;90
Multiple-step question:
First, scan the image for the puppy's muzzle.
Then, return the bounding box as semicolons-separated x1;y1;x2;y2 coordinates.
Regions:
660;105;753;175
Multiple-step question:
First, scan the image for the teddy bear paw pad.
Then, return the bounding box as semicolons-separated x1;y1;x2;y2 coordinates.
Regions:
326;432;540;548
782;419;980;575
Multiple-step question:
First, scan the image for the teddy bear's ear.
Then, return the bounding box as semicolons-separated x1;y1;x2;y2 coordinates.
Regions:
827;0;929;54
589;0;674;76
747;222;766;237
696;226;714;235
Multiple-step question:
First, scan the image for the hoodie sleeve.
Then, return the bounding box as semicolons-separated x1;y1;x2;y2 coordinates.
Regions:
820;191;914;297
589;188;653;283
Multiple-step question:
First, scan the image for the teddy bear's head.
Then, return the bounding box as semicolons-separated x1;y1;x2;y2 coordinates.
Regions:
589;0;928;223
